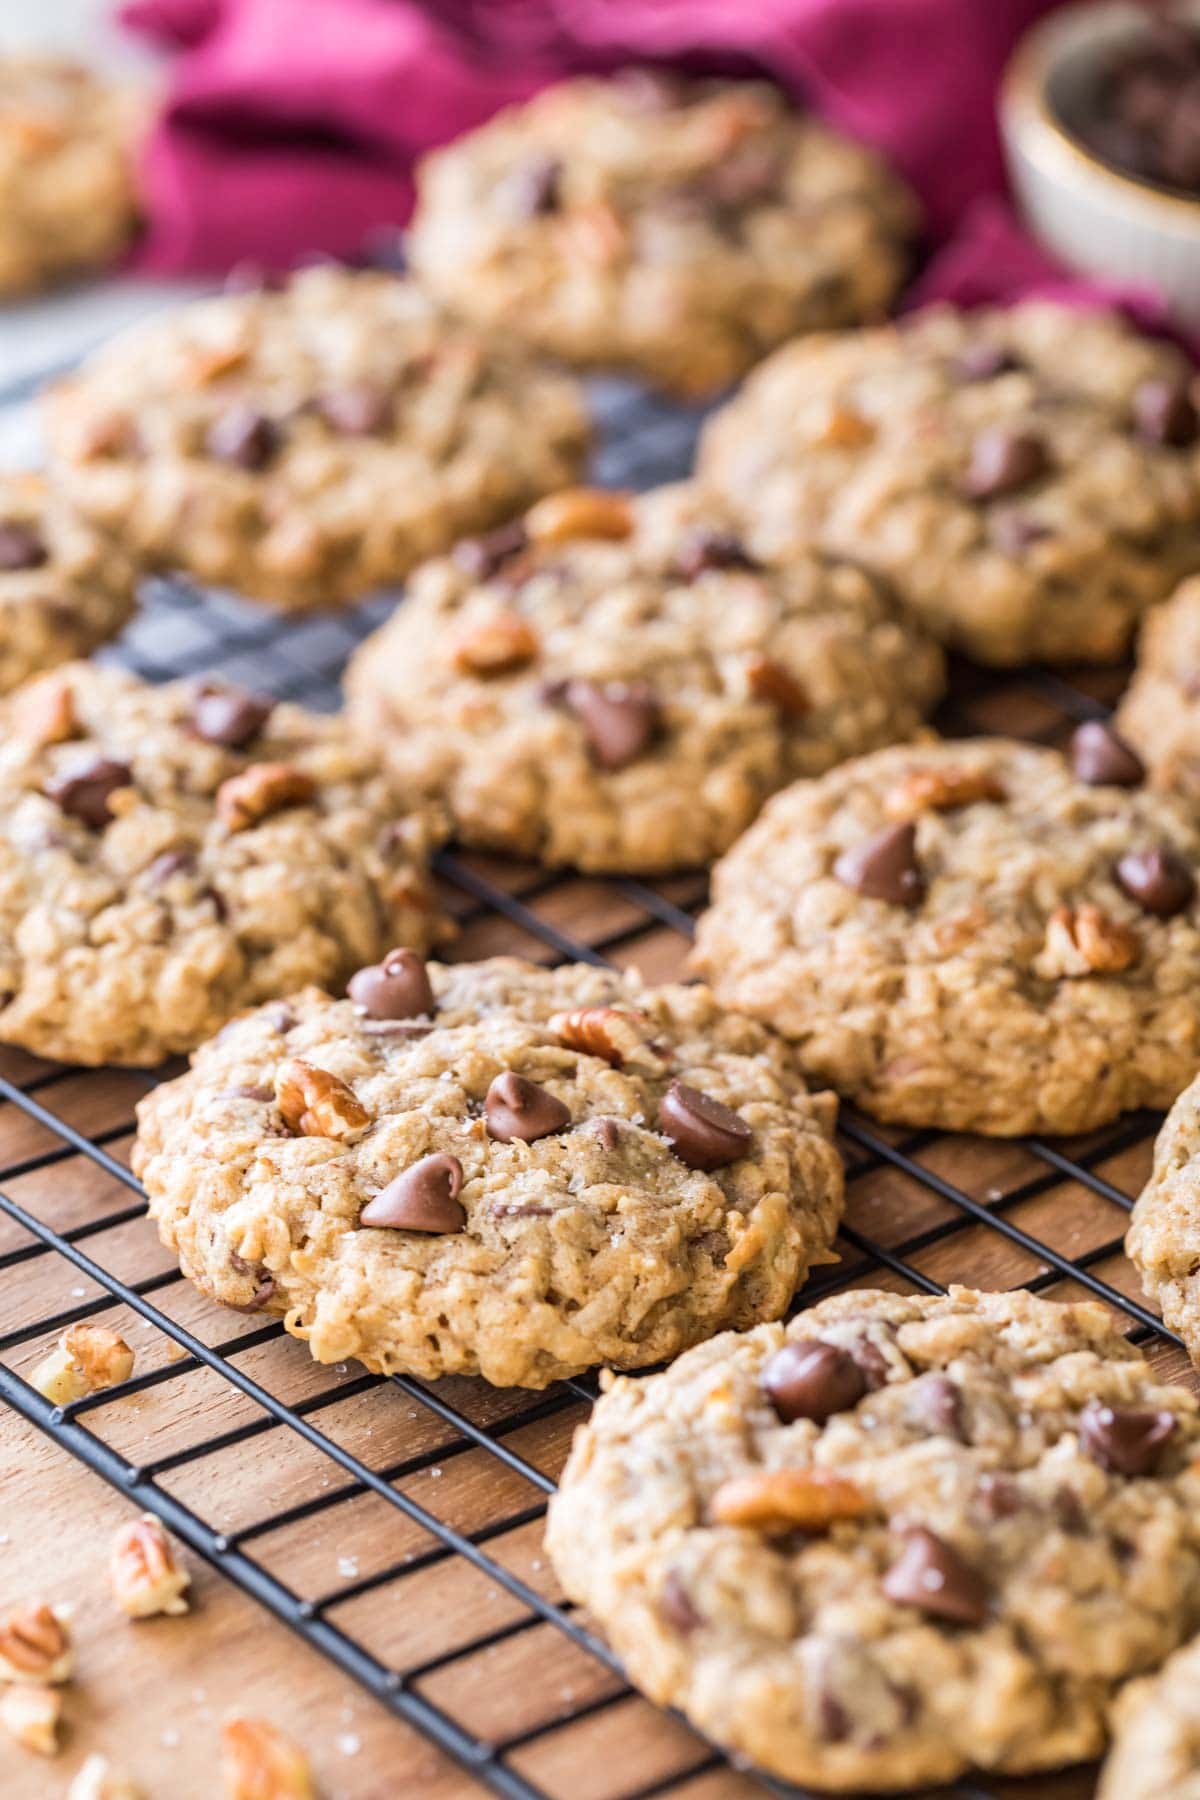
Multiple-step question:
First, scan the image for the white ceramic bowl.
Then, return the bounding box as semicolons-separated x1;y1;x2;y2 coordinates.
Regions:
1001;2;1200;322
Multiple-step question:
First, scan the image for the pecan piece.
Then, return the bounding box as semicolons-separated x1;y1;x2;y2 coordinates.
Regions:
887;766;1006;817
708;1468;868;1533
31;1322;134;1406
274;1059;369;1139
745;656;809;718
0;1603;73;1683
525;487;633;545
220;1717;315;1800
450;610;539;676
12;676;77;748
109;1514;191;1618
812;404;875;449
549;1006;648;1067
1035;904;1140;979
216;763;315;832
0;1682;62;1755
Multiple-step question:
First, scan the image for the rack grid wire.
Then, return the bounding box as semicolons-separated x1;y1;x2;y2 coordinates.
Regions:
0;371;1187;1800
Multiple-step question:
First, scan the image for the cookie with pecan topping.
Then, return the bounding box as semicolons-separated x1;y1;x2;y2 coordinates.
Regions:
0;663;447;1065
692;736;1200;1134
132;956;843;1386
698;301;1200;665
345;482;943;873
408;74;916;396
41;265;590;610
548;1285;1200;1791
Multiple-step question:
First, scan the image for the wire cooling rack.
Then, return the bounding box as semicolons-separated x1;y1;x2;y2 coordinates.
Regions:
0;371;1188;1800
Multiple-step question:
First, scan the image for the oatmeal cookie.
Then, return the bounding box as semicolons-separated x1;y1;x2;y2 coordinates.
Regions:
1128;1073;1200;1369
41;266;590;610
132;956;844;1387
408;73;916;397
0;663;447;1066
691;735;1200;1135
0;472;134;691
0;57;143;296
547;1285;1200;1792
1100;1633;1200;1799
1118;575;1200;800
344;482;944;874
698;301;1200;665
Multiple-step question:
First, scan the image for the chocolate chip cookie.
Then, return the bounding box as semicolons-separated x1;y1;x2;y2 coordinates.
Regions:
547;1285;1200;1792
0;57;144;296
691;735;1200;1135
132;956;844;1387
0;663;448;1066
1100;1633;1200;1800
408;74;916;397
1117;575;1200;800
698;301;1200;665
344;482;944;874
41;266;590;610
0;472;135;691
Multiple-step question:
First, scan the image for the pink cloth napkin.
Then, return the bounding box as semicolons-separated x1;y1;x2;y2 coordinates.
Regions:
120;0;1157;321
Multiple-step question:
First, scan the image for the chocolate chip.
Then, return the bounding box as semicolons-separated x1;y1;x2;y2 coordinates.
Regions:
590;1117;623;1151
882;1528;988;1626
975;1472;1021;1520
507;154;562;217
348;948;435;1021
1133;377;1199;447
484;1071;571;1143
762;1340;867;1425
1115;846;1196;918
659;1569;702;1634
264;1002;295;1033
849;1337;891;1390
360;1153;466;1233
1054;1485;1087;1533
228;1274;278;1313
988;507;1051;555
205;404;280;470
911;1374;965;1441
1079;1402;1177;1475
453;520;528;581
0;522;48;572
833;822;924;907
225;1084;275;1101
317;386;392;436
674;528;759;580
658;1079;751;1172
562;679;660;770
1070;720;1145;786
962;428;1049;499
956;343;1021;382
191;686;275;748
44;756;133;828
817;1689;851;1744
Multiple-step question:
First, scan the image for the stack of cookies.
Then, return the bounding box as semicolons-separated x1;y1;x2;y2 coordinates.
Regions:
12;54;1200;1798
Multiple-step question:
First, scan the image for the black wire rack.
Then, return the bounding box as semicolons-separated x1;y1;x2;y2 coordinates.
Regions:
0;370;1184;1800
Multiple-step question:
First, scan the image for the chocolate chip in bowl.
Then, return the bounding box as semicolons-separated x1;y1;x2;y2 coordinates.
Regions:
1003;3;1200;322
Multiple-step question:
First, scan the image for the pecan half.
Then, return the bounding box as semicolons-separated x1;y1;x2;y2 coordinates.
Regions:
0;1603;73;1683
450;610;539;676
12;677;77;749
216;763;315;832
812;404;875;450
745;656;809;718
0;1682;62;1755
274;1060;370;1139
708;1468;868;1533
525;487;633;545
887;766;1006;817
220;1717;315;1800
549;1006;650;1068
109;1514;191;1618
1035;904;1140;979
